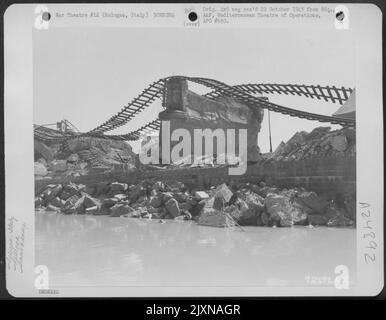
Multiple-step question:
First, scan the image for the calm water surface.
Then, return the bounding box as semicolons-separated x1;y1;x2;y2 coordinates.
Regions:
35;211;356;288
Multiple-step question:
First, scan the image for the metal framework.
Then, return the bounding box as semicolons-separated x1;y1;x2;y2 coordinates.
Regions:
34;76;355;143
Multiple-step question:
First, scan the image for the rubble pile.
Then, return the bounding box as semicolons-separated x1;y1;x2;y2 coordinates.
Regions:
266;127;355;162
35;180;356;228
34;137;138;179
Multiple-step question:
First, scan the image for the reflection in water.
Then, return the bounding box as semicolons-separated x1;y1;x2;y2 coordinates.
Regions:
35;211;356;288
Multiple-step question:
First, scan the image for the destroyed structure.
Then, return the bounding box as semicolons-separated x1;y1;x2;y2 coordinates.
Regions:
34;76;356;228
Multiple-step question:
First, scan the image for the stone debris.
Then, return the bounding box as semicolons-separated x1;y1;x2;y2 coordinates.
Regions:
165;198;180;218
34;136;137;179
110;182;128;192
266;127;356;162
49;160;68;172
110;204;133;217
35;179;355;228
114;194;128;201
34;162;48;177
194;191;210;200
198;208;236;228
214;183;233;203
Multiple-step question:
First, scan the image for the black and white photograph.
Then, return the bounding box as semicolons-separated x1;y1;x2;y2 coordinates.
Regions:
3;3;383;298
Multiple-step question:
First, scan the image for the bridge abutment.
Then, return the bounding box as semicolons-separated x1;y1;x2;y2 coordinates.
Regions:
158;78;264;164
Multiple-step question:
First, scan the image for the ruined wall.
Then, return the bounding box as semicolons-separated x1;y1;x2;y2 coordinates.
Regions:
159;79;264;163
35;156;356;198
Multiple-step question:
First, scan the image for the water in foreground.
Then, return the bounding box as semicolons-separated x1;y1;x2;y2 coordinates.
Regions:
36;211;356;288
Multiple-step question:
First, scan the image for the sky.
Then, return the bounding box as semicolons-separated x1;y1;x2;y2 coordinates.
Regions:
33;27;355;153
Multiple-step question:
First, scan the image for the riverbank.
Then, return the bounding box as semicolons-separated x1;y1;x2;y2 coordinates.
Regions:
36;212;357;287
35;179;355;228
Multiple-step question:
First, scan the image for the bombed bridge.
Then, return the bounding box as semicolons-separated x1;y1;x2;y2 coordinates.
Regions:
34;76;356;196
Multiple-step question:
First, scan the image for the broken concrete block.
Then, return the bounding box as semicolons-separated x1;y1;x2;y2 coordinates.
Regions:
152;181;166;192
198;208;236;228
73;196;87;214
194;191;210;200
46;204;60;212
110;204;133;217
308;214;327;226
67;153;79;162
102;198;118;208
161;192;174;203
63;195;80;208
83;194;100;209
50;197;65;208
325;204;354;227
34;162;48;176
35;197;42;208
41;189;54;205
214;183;233;203
330;135;348;152
213;196;226;211
165;198;180;217
49;160;68;172
60;191;72;201
179;202;193;212
84;185;97;196
110;182;128;192
149;195;164;208
64;183;80;197
85;206;98;214
295;191;328;215
51;184;63;197
264;194;294;227
197;197;215;212
234;200;258;226
114;194;128;201
173;192;189;203
95;182;111;196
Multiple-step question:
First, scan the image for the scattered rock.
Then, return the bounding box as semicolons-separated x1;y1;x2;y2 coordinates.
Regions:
194;191;210;200
149;194;164;208
114;194;128;201
110;182;128;192
35;180;354;229
268;127;355;161
198;208;236;228
308;214;327;226
110;204;133;217
49;160;68;172
214;183;233;203
34;162;48;176
85;206;98;214
330;135;348;152
165;198;180;218
35;197;42;207
47;204;60;212
64;183;80;197
83;194;100;209
102;198;118;209
51;197;65;208
173;192;189;203
294;191;328;215
264;193;309;227
213;196;226;211
67;153;79;162
326;204;354;227
95;183;110;197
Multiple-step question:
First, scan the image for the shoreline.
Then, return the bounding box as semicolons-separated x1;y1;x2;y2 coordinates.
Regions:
35;178;356;229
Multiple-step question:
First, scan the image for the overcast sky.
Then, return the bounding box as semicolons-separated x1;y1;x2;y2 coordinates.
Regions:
33;27;355;153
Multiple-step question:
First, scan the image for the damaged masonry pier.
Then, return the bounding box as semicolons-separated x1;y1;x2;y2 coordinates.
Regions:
34;76;356;228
